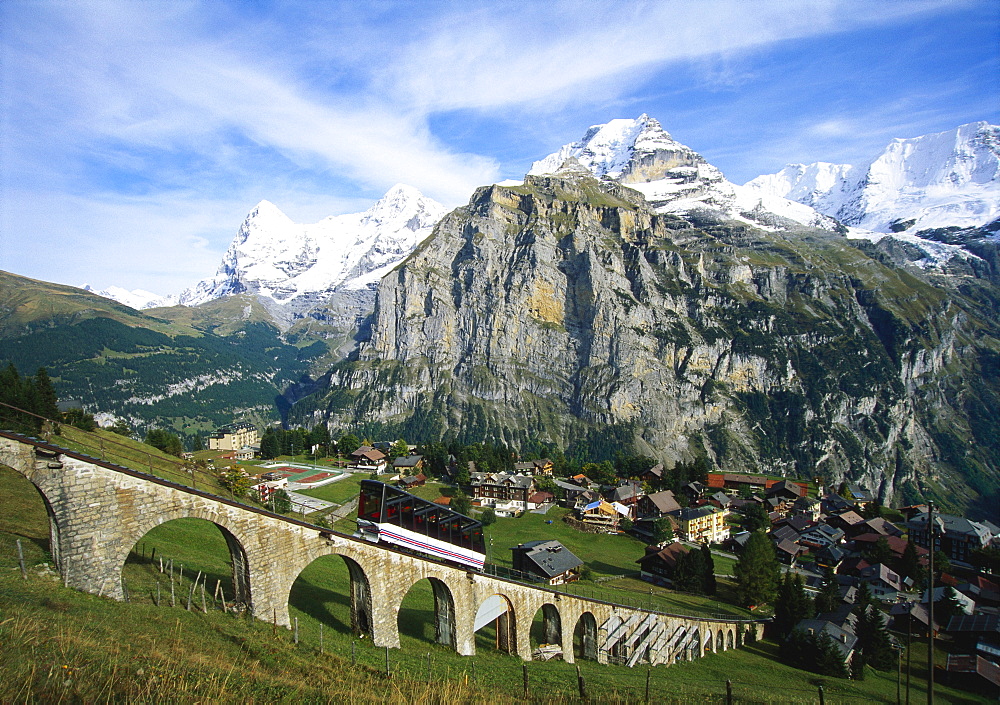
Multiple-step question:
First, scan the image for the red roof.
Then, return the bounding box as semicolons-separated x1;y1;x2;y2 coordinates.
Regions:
707;473;725;489
528;491;554;504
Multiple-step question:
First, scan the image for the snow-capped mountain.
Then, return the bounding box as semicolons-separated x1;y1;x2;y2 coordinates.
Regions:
529;114;838;231
179;184;447;309
82;284;177;310
745;121;1000;233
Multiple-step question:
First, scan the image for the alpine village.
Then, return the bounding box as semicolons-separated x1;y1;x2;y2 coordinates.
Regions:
3;111;1000;702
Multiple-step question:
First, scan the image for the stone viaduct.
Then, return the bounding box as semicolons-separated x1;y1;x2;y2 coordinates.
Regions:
0;431;764;666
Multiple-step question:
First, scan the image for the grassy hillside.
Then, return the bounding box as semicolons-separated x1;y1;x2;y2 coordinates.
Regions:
0;463;987;703
0;269;198;339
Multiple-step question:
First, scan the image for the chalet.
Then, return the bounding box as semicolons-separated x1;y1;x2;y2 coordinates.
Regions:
511;540;583;585
815;544;848;571
828;510;866;534
775;538;804;566
554;479;590;508
781;514;816;533
577;500;619;531
350;445;388;471
889;601;937;635
723;473;767;492
858;563;910;601
819;493;853;515
207;421;259;451
608;481;644;506
470;472;535;512
791;496;821;522
568;474;592;487
766;480;807;501
850;534;924;562
392;454;425;472
636;542;691;586
856;516;903;537
672;505;728;544
682;481;708;500
770;524;801;545
512;458;554;476
526;491;555;509
571;489;602;510
638;463;664;484
907;512;997;565
397;473;427;490
708;491;732;511
846;483;875;508
800;523;845;549
636;489;681;518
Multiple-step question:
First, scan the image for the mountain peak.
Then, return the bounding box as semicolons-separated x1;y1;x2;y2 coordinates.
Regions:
747;121;1000;232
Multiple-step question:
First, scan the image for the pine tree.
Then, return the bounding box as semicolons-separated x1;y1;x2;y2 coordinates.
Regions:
33;368;60;420
815;565;840;615
673;548;705;594
734;531;780;608
774;572;814;640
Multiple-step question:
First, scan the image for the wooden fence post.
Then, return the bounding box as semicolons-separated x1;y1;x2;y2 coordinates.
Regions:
577;664;587;700
16;539;27;579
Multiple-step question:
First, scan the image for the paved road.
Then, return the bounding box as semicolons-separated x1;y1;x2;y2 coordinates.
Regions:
287;490;334;513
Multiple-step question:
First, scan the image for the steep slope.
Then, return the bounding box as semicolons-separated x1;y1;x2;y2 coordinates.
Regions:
529;115;839;231
297;169;1000;516
745;122;1000;233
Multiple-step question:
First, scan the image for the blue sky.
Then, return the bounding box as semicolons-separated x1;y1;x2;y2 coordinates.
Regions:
1;0;997;296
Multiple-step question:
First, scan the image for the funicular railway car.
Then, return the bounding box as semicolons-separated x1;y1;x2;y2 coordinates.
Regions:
357;480;486;570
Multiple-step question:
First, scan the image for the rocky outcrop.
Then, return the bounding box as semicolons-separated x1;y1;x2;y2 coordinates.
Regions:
299;171;1000;514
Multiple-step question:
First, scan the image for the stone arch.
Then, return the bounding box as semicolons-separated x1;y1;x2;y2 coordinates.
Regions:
474;593;517;655
702;628;712;656
0;445;64;574
119;510;254;608
397;576;457;650
716;629;725;652
530;602;562;649
727;629;735;650
286;552;374;638
688;628;701;660
573;611;598;661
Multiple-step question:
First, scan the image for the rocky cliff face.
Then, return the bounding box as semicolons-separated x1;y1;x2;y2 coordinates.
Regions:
298;168;1000;514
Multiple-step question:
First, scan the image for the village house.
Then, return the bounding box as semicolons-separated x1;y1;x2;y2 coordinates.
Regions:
846;483;875;509
638;463;664;484
766;479;808;502
397;473;427;490
907;512;998;565
791;495;822;522
469;472;535;513
608;480;645;507
672;505;728;544
207;421;259;452
511;540;583;584
577;499;620;532
512;458;554;476
858;563;911;601
349;445;388;471
392;454;425;473
799;523;846;550
636;489;681;518
636;542;691;587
